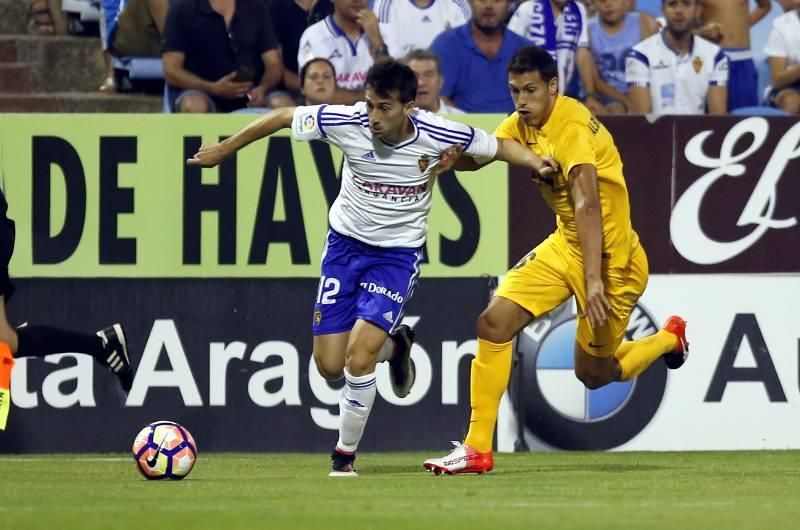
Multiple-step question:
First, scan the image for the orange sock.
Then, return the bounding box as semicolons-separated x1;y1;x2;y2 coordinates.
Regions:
463;338;513;453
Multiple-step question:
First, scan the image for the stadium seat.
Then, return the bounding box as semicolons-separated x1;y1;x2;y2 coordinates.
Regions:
231;107;270;114
61;0;101;22
114;57;163;80
730;106;790;116
113;57;164;94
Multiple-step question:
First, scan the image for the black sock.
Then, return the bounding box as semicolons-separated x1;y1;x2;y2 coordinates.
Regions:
16;325;104;360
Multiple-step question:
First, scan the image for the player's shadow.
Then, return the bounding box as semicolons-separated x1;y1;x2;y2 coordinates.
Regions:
370;464;431;475
509;464;676;474
365;463;679;476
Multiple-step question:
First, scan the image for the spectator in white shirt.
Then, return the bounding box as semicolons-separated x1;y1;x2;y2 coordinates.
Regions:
374;0;471;58
625;0;728;115
403;49;463;114
298;0;390;104
764;5;800;114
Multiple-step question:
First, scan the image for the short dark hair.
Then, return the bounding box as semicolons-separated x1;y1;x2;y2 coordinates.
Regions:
365;59;418;103
300;57;336;86
402;49;441;75
508;46;558;83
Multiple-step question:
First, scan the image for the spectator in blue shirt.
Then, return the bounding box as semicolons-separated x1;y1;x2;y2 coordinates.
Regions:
430;0;531;113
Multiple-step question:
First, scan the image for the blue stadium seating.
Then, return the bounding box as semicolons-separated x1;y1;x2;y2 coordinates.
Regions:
730;105;789;116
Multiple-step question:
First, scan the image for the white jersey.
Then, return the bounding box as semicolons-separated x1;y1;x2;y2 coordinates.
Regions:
625;32;728;115
763;11;800;87
374;0;470;58
298;16;373;91
291;102;498;247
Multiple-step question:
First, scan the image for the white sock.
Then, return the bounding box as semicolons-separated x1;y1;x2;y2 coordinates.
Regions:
336;368;377;453
376;336;395;363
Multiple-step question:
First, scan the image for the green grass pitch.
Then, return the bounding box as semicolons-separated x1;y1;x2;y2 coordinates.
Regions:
4;451;800;530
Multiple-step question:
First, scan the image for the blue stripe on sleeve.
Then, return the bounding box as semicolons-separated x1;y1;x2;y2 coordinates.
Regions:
626;49;649;67
462;126;476;153
454;0;470;20
416;126;471;144
413;118;472;140
379;0;394;23
316;104;328;139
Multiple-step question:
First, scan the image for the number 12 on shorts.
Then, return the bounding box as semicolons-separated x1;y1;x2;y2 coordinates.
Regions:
316;276;340;305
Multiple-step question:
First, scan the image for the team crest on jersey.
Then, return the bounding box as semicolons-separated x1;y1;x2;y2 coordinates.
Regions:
692;56;703;73
418;154;430;173
314;309;322;326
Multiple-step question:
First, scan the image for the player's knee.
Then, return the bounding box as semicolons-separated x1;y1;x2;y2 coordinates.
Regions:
0;327;15;351
344;345;378;376
776;90;800;113
477;309;514;343
178;94;211;113
313;350;344;381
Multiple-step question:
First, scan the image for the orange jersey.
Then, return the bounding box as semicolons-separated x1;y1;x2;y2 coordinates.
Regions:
494;96;639;269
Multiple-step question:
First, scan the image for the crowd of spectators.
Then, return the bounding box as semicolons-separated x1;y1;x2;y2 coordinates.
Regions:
25;0;800;115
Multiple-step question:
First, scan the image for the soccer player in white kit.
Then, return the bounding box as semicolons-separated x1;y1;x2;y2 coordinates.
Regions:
188;59;557;476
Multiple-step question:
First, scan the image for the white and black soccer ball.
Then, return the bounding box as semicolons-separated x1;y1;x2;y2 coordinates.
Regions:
131;420;197;480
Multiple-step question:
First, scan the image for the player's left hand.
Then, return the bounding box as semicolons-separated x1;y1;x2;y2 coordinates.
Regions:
186;143;229;168
436;143;464;175
582;278;610;329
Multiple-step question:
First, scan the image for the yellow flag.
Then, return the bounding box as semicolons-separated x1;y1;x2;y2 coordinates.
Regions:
0;342;14;430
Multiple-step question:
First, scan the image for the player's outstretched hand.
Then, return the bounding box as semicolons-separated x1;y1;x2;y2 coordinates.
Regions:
582;278;610;329
435;143;464;175
186;143;229;168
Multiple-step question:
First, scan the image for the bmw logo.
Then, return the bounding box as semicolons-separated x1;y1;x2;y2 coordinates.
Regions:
509;299;668;450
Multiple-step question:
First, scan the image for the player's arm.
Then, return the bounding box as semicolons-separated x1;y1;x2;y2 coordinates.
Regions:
577;48;604;113
437;140;560;175
750;0;771;27
639;12;659;39
495;138;558;176
707;51;728;115
570;163;609;328
706;85;727;114
627;86;652;114
595;76;630;111
438;138;557;174
624;49;653;114
768;56;800;89
588;56;630;111
186;106;296;167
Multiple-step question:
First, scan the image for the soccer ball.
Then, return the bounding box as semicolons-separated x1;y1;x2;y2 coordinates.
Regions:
131;420;197;480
